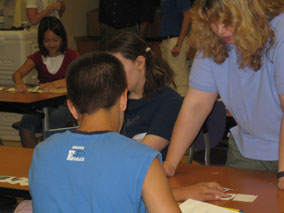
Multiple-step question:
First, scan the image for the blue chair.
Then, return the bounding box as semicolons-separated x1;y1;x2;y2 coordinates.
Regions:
188;101;227;165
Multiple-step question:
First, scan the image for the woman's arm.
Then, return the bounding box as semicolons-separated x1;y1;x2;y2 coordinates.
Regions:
142;135;169;152
40;78;66;92
140;91;182;152
26;1;63;25
278;93;284;190
13;59;35;92
163;87;218;176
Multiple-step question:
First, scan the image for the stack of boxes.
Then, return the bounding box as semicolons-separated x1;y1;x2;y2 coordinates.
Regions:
0;0;38;141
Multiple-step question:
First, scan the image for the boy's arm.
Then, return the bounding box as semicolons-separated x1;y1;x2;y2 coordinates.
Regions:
278;93;284;190
171;182;227;202
141;92;182;152
142;157;181;213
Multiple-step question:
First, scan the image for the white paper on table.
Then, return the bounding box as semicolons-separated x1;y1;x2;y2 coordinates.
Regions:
0;175;29;186
179;199;236;213
0;176;15;182
233;194;258;202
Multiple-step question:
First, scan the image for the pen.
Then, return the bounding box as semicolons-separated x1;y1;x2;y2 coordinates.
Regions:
225;207;244;212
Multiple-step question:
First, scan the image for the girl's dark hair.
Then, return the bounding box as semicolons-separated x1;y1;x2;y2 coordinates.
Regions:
38;16;67;57
106;32;175;99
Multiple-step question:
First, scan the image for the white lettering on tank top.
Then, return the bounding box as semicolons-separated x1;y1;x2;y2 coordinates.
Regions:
66;145;85;162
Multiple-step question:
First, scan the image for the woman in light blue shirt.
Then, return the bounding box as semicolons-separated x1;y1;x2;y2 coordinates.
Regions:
163;0;284;190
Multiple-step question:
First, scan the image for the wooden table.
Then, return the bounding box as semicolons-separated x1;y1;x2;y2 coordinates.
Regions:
0;146;33;198
169;163;284;213
0;89;67;137
1;146;283;211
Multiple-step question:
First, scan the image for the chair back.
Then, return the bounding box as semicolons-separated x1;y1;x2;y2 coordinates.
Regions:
188;100;227;165
45;126;78;138
194;101;226;149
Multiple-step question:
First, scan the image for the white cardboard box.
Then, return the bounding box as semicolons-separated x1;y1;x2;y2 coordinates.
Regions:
0;29;38;141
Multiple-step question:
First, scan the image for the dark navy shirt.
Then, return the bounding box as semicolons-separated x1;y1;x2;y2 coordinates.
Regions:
160;0;190;36
121;85;182;160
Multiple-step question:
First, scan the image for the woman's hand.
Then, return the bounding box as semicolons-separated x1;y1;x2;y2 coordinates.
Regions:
15;83;28;93
163;160;177;177
278;177;284;190
171;45;181;57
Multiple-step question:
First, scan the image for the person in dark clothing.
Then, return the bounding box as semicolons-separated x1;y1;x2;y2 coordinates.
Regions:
98;0;156;50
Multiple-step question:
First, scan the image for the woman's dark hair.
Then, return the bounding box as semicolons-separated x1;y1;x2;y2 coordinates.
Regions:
66;52;127;114
38;16;67;57
106;32;175;99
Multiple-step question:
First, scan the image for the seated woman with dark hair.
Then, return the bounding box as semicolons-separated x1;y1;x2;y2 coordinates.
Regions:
12;16;78;148
107;32;182;160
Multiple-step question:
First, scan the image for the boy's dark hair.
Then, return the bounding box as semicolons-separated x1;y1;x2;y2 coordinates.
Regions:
66;52;127;114
106;32;175;99
38;16;67;57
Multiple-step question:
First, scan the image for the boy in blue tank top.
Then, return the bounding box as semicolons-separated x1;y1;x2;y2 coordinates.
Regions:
29;52;181;212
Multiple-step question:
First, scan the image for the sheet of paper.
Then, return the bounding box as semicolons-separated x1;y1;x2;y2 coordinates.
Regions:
6;87;40;93
220;193;258;202
0;175;29;186
5;87;66;93
28;86;40;93
6;87;16;93
233;194;258;202
180;199;237;213
0;176;15;182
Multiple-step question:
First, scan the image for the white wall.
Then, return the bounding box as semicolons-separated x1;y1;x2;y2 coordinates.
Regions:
61;0;98;49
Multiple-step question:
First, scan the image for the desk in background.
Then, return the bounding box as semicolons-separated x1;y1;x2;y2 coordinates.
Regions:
0;89;67;138
169;163;284;213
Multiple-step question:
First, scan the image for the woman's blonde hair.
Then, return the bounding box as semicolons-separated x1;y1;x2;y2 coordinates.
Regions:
189;0;284;71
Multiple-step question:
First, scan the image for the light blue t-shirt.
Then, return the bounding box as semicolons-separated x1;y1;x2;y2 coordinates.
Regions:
29;130;160;213
189;14;284;161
